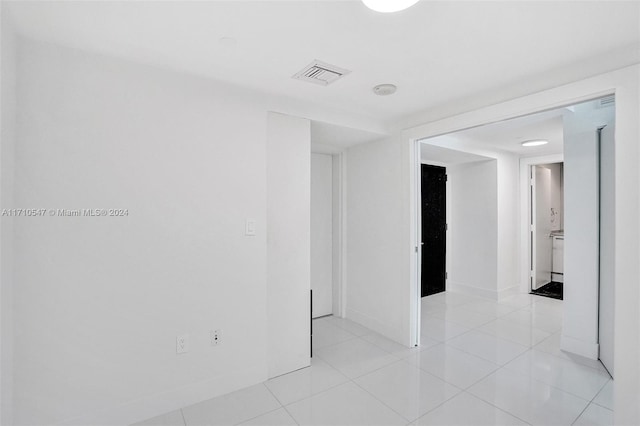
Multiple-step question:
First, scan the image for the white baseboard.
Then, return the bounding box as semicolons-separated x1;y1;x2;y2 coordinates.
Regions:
447;281;498;300
346;307;410;347
561;334;599;360
56;369;266;426
497;285;522;300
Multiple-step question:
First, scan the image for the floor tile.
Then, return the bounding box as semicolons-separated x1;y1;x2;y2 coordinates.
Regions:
355;361;460;422
181;384;280;426
285;382;407;426
314;338;399;379
413;391;528;425
573;403;614;426
460;300;519;318
524;300;563;317
532;295;563;309
325;316;373;337
426;291;481;307
533;333;607;372
478;319;551;347
498;294;536;309
500;309;563;334
503;351;610;401
427;307;495;329
265;357;349;405
238;408;298;426
133;410;185;426
446;330;529;365
404;344;499;389
312;319;357;349
468;369;589;425
592;380;614;410
362;332;434;358
420;316;471;342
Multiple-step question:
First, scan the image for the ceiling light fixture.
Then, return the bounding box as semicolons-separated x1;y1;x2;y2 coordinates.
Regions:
521;139;549;147
362;0;421;13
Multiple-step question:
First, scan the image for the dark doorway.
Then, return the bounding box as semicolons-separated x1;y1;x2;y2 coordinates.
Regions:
421;164;447;297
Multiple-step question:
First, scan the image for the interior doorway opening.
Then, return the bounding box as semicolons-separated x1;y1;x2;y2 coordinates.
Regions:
530;162;564;300
414;95;615;376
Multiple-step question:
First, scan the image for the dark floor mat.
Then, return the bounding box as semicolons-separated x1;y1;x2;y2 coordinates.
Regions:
530;281;563;300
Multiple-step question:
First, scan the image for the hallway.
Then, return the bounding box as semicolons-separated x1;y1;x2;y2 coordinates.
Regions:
136;292;612;426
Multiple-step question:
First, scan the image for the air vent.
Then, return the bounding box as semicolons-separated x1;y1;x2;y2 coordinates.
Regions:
292;60;351;86
597;95;615;108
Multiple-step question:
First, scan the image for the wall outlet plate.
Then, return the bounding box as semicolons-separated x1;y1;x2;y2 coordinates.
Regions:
211;329;221;346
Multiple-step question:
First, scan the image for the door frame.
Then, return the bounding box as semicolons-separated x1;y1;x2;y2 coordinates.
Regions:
406;90;619;350
519;154;564;294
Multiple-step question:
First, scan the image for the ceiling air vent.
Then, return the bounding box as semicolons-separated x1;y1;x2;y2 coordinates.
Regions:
292;60;351;86
597;95;615;108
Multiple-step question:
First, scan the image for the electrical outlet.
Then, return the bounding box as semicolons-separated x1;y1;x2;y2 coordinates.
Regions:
176;334;189;354
210;329;221;346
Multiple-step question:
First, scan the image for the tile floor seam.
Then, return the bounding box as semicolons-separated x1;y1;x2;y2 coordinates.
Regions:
399;344;502;391
348;365;446;425
475;360;596;409
232;406;286;426
279;379;350;410
454;339;594;423
570;402;593;425
462;390;534;426
313;333;360;351
278;405;300;426
588;379;614;408
411;389;533;426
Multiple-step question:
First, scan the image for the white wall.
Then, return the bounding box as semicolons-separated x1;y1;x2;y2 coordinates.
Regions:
8;37;312;425
405;65;639;424
346;136;411;345
310;153;332;318
0;6;16;425
331;154;345;317
547;163;564;231
266;112;311;378
495;152;520;296
447;160;498;298
421;136;520;299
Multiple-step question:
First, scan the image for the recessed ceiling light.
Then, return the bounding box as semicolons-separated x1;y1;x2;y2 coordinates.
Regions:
362;0;420;13
521;139;549;147
373;84;397;96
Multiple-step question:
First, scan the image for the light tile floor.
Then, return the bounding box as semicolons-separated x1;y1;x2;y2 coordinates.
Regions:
134;292;613;426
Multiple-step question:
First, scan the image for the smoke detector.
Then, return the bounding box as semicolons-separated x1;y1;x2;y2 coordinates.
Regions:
292;60;351;86
373;84;397;96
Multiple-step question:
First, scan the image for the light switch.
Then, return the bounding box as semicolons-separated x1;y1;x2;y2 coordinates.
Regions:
245;219;257;236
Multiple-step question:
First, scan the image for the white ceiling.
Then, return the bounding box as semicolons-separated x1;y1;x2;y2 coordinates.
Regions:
424;97;616;157
455;109;567;156
6;0;640;129
420;143;491;166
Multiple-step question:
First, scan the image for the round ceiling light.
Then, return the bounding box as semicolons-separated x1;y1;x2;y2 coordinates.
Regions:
373;84;397;96
521;139;549;147
362;0;421;13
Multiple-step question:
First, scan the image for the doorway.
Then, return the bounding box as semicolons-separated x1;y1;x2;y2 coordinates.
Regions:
421;164;447;297
530;162;564;300
412;96;615;376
